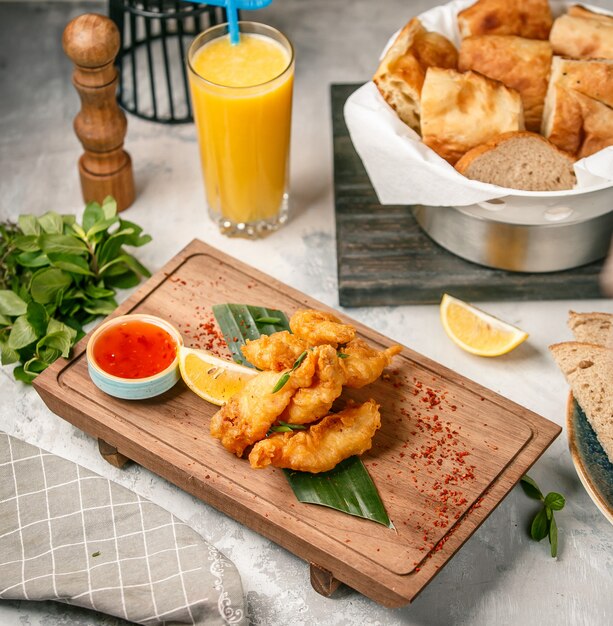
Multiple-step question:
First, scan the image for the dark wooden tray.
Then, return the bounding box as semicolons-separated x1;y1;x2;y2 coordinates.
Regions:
34;240;561;607
332;83;606;307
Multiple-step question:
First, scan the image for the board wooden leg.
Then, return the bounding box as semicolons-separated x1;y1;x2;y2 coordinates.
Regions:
98;438;130;468
310;563;342;597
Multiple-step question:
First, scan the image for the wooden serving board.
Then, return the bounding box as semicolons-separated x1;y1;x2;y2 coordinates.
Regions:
34;239;561;607
332;83;605;306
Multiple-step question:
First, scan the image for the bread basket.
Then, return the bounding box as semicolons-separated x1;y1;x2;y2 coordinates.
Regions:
345;0;613;273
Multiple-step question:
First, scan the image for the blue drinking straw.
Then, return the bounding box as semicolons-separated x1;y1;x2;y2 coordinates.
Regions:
184;0;274;45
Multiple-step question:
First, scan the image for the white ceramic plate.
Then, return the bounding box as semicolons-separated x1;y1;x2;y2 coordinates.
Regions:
567;394;613;525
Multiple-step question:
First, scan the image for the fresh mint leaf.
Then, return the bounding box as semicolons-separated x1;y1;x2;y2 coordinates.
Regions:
26;301;49;337
47;317;78;339
86;217;119;242
23;356;50;375
530;508;549;541
13;235;40;252
37;330;73;358
117;219;152;247
83;299;117;316
520;475;543;501
16;251;49;268
0;313;10;326
101;196;117;219
30;268;72;304
544;492;565;511
84;283;115;299
549;514;558;558
47;252;93;276
82;201;105;232
40;234;88;255
0;290;27;316
17;215;40;236
8;315;38;350
117;253;151;278
13;365;37;384
0;338;19;365
104;271;140;289
38;212;64;234
520;475;565;559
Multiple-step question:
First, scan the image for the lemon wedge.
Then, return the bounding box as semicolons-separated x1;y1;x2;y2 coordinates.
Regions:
179;347;257;405
440;294;528;357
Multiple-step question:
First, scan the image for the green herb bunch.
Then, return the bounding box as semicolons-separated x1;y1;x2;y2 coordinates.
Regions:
0;197;151;383
520;475;566;557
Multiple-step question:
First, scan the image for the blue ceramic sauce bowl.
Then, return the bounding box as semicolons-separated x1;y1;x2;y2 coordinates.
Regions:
86;313;183;400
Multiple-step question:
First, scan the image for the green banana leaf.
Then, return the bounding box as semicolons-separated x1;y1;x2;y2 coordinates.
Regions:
212;303;393;528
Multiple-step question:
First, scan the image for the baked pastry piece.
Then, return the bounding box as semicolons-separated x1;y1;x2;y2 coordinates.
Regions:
457;0;552;40
420;68;524;164
459;35;552;131
549;10;613;60
550;341;613;465
567;4;613;22
373;18;458;132
541;57;613;157
454;131;576;191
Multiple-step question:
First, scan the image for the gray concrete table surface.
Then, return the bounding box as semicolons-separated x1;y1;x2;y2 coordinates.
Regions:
1;0;612;624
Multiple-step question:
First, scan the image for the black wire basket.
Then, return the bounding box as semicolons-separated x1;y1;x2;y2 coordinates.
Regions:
108;0;234;124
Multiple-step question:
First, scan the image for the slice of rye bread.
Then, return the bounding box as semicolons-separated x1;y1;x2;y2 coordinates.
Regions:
549;341;613;463
568;311;613;347
454;131;576;191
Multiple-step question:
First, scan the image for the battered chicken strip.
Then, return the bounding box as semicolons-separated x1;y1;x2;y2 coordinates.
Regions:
249;399;381;473
241;331;308;371
280;345;344;425
210;351;316;457
290;309;356;347
340;339;402;388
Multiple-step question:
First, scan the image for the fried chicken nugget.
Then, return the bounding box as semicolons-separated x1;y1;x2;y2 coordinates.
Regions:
241;331;308;371
249;399;381;473
210;351;316;457
340;339;402;388
281;345;345;425
290;309;356;347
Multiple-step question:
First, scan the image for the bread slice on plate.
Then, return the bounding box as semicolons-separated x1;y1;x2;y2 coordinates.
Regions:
458;35;552;131
454;131;576;191
373;18;457;133
568;311;613;348
420;68;524;164
549;341;613;464
549;10;613;60
457;0;552;40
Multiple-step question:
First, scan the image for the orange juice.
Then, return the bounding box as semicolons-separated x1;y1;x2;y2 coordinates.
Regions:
188;24;294;236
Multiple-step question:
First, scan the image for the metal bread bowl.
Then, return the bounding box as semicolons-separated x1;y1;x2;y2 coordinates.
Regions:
412;186;613;273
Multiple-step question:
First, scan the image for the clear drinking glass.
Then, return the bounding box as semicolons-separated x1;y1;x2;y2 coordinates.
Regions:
187;22;294;238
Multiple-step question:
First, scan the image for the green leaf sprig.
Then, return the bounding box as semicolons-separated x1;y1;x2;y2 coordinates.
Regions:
272;350;308;393
0;197;151;383
268;421;307;434
520;474;565;557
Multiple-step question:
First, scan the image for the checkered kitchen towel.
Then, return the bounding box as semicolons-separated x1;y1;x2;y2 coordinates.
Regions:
0;432;247;625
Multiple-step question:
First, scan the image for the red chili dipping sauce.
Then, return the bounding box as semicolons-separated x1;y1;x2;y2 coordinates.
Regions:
92;319;177;379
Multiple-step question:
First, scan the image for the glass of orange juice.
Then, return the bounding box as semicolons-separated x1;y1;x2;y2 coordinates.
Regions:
187;22;294;238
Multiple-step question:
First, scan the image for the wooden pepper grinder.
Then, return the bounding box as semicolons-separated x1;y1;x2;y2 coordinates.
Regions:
62;13;135;211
